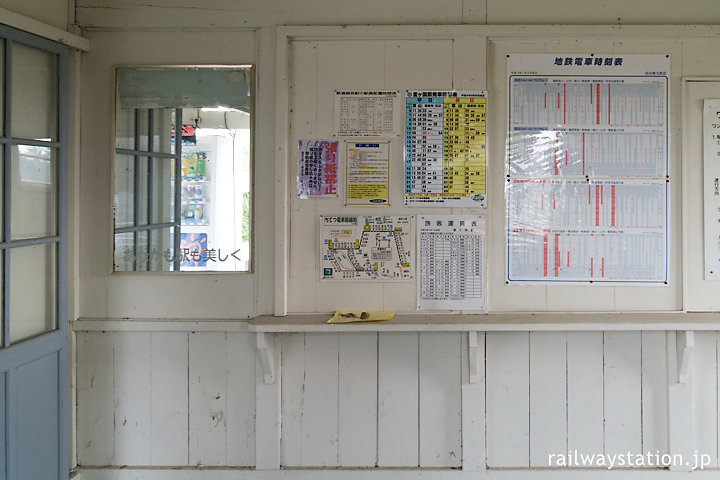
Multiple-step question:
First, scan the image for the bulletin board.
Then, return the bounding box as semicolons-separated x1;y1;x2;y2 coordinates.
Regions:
277;26;686;315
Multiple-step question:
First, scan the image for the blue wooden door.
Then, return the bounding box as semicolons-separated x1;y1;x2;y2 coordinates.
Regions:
0;24;68;480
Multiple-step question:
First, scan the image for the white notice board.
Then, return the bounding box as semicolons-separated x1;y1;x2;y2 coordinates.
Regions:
417;215;485;311
703;99;720;279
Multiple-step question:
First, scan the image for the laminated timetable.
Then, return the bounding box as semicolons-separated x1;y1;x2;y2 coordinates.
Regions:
405;91;487;207
506;54;669;284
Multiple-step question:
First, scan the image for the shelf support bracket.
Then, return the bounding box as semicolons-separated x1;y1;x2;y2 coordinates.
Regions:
468;331;479;384
256;332;276;384
676;330;694;384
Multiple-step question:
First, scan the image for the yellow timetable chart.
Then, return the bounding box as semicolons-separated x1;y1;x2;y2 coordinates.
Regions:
405;90;487;207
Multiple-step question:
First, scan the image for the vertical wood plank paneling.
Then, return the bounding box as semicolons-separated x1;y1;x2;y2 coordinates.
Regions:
641;331;669;457
452;36;486;90
338;333;378;467
76;332;115;466
287;40;318;314
280;333;305;466
384;40;453;89
567;331;604;462
604;332;642;457
378;332;419;467
113;332;151;465
485;332;529;467
300;333;340;467
188;332;227;466
461;332;486;470
226;332;256;466
667;331;693;472
256;333;281;470
150;332;189;466
693;331;719;466
419;332;462;468
529;332;567;467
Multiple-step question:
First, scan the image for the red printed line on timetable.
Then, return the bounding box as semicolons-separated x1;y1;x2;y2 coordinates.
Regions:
554;234;561;277
596;84;601;124
543;234;549;277
595;185;600;226
611;185;616;227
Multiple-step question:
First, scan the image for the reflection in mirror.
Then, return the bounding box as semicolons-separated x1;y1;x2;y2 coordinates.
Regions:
113;67;253;272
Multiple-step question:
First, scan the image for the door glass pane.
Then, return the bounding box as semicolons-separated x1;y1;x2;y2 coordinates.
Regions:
114;232;135;271
150;227;174;271
137;109;149;152
11;43;57;141
138;157;148;226
151;156;174;224
115;106;135;150
152;108;175;154
11;145;56;240
0;40;5;136
136;230;149;271
9;244;56;344
114;154;134;228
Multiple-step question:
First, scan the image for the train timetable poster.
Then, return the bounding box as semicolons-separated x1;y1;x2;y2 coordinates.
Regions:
506;54;669;284
404;90;487;208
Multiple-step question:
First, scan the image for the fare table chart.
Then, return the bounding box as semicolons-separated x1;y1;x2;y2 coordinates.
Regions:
405;91;487;207
417;215;485;311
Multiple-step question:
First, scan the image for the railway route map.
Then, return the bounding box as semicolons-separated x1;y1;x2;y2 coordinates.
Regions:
320;215;413;281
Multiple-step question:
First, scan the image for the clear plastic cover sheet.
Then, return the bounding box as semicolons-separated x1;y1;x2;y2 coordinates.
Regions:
505;54;670;284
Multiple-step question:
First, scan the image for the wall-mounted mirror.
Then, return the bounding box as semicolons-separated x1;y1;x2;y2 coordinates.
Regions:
112;66;253;272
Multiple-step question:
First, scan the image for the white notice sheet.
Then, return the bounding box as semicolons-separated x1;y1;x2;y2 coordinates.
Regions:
346;141;390;205
334;90;399;137
417;215;485;311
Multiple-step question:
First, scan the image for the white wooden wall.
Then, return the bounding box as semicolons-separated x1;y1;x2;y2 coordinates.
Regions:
285;32;690;314
67;1;720;477
75;325;720;473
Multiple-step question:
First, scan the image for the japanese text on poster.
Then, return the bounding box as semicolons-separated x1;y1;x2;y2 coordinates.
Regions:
417;215;485;311
506;54;669;283
405;90;487;207
346;141;390;205
297;140;338;198
334;90;399;137
320;215;413;281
